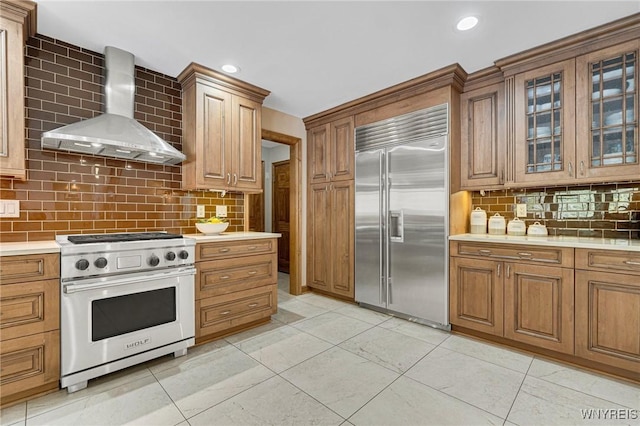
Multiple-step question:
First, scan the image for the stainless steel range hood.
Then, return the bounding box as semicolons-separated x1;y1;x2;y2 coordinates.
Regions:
41;46;185;165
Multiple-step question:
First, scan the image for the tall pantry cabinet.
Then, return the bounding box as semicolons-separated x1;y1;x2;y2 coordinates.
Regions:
306;118;355;298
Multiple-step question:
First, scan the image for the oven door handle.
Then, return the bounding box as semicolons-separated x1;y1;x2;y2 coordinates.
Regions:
63;267;196;294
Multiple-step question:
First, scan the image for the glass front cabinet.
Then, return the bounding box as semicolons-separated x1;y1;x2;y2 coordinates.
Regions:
576;40;639;181
515;59;576;184
513;41;640;185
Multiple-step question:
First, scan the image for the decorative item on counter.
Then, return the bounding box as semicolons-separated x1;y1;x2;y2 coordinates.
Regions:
527;221;548;236
488;213;506;235
507;217;526;236
470;207;487;234
195;216;229;234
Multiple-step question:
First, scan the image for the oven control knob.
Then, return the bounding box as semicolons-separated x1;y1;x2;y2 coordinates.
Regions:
178;250;189;260
94;257;108;269
148;255;160;267
165;251;176;261
75;259;90;271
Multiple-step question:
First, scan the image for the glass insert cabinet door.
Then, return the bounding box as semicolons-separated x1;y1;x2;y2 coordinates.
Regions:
576;41;639;180
515;59;576;184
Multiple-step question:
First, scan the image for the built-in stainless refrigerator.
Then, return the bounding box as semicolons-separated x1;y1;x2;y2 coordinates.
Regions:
355;104;449;329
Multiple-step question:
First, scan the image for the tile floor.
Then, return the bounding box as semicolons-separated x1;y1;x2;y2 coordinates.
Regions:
2;273;639;426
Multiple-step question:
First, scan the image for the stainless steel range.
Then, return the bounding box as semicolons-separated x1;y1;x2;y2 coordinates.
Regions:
56;232;196;393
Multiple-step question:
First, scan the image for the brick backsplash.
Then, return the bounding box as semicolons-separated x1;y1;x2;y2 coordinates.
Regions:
0;34;243;242
472;182;640;239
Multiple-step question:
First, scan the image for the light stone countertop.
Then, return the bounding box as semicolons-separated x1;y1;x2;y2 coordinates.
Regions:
450;233;640;252
0;240;60;256
184;231;281;243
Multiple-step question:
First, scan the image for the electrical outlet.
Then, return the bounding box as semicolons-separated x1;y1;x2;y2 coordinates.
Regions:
516;203;527;217
196;205;206;218
216;205;228;217
0;200;19;218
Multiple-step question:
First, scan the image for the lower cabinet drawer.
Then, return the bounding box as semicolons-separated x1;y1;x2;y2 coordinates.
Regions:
196;239;275;261
0;330;60;403
575;248;640;274
0;279;60;341
452;241;574;268
196;285;277;338
196;253;277;299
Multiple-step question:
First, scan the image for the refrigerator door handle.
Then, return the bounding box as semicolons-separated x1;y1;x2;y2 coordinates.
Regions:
389;210;404;242
379;151;385;305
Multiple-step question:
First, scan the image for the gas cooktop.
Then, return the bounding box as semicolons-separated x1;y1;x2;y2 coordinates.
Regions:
67;232;183;244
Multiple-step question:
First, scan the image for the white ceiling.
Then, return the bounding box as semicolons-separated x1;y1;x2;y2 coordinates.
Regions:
35;1;639;119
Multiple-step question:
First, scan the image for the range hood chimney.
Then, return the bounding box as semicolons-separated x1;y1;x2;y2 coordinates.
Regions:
41;46;186;165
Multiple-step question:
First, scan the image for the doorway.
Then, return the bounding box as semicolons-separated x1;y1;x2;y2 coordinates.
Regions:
272;160;290;273
245;129;302;296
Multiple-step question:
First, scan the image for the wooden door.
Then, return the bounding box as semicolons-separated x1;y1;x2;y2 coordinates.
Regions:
330;116;355;181
0;16;26;179
460;83;505;189
248;161;265;232
232;95;262;191
575;270;640;372
307;183;330;290
504;263;574;354
307;124;331;184
192;84;232;189
272;160;290;273
514;59;576;185
330;180;354;297
449;257;504;336
575;40;640;182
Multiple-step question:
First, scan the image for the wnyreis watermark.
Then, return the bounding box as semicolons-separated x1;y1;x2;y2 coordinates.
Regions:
580;408;639;421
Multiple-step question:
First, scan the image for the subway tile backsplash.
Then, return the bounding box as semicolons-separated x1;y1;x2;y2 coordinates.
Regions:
472;182;640;239
0;35;243;242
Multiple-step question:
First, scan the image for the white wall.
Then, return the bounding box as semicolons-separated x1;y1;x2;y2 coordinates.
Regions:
262;143;290;232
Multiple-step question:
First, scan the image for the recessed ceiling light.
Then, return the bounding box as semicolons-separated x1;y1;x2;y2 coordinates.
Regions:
456;16;478;31
221;64;240;73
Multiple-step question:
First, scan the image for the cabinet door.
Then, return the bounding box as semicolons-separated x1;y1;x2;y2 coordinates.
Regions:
449;257;503;336
576;40;640;181
307;183;331;290
504;263;574;354
514;59;576;185
196;84;232;188
232;95;262;191
307;124;331;184
460;83;505;189
0;330;60;405
575;270;640;373
0;17;26;179
330;116;355;181
330;180;354;297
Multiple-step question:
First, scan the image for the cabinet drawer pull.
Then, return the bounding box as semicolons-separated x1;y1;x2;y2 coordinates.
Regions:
233;173;238;185
497;264;501;277
247;271;257;275
227;173;231;185
220;310;231;315
248;303;258;308
478;249;492;255
623;260;640;266
506;264;511;278
568;161;574;177
220;275;230;280
247;246;257;250
518;252;532;257
219;248;230;253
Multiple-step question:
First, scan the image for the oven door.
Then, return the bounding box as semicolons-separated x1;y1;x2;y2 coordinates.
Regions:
61;266;195;376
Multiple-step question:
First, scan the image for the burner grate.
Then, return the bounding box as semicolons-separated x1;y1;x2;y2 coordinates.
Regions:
67;232;183;244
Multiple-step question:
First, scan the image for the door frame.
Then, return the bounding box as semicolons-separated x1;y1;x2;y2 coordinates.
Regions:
244;129;302;296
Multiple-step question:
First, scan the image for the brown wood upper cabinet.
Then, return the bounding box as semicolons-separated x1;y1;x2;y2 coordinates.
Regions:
178;63;270;192
0;0;36;180
460;82;506;189
307;116;354;184
510;40;640;187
